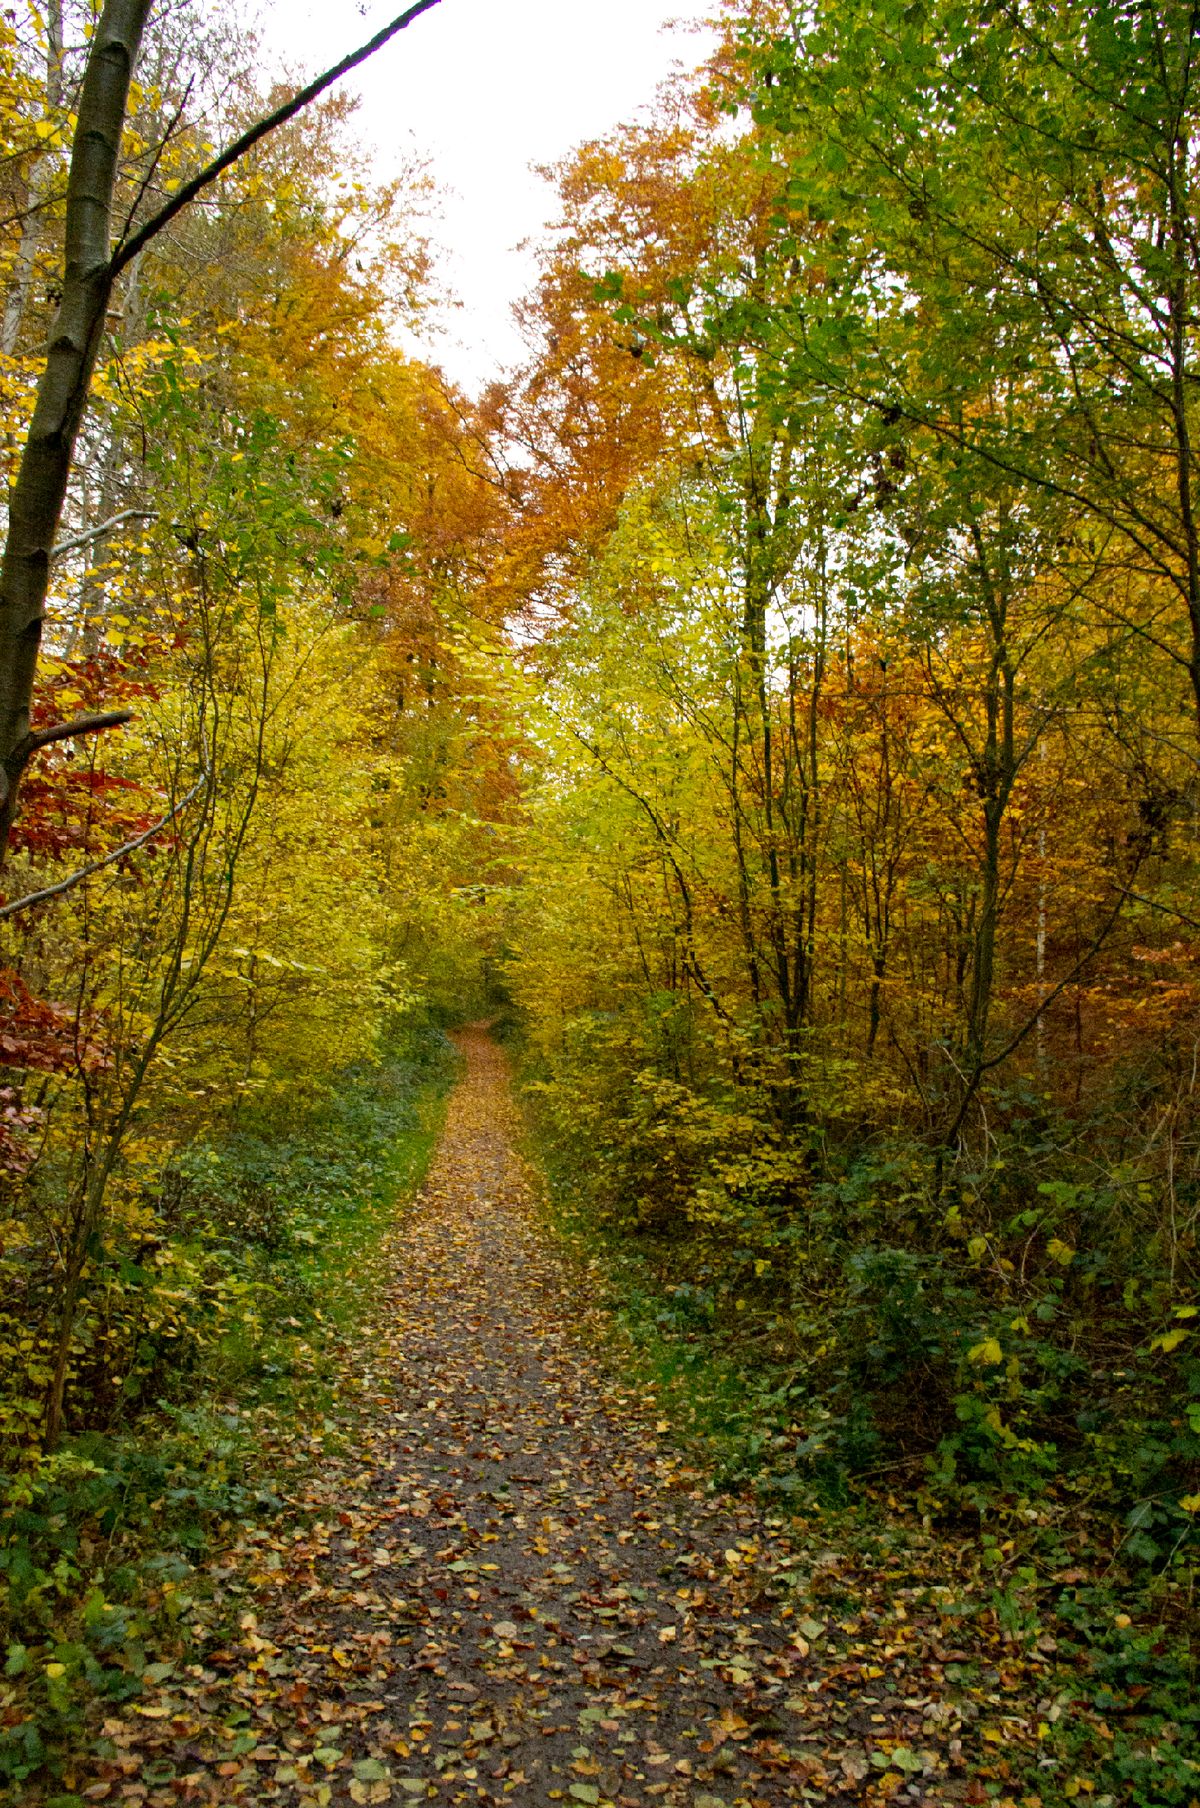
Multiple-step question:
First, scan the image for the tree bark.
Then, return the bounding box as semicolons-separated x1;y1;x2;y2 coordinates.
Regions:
0;0;444;855
0;0;152;849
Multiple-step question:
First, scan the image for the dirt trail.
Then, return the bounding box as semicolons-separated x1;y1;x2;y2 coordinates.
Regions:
91;1032;966;1807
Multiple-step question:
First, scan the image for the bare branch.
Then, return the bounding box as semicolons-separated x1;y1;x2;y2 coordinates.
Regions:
109;0;445;280
52;509;155;559
27;708;133;753
0;709;134;806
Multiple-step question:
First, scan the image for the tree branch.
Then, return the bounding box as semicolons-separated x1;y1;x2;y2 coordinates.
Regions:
109;0;445;280
0;0;442;858
0;709;134;806
0;766;208;920
52;508;155;559
27;708;134;754
941;864;1141;1154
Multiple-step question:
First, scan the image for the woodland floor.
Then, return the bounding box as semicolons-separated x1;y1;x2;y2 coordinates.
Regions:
74;1032;1051;1808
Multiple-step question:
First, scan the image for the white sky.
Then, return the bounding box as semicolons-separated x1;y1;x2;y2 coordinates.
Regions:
258;0;715;392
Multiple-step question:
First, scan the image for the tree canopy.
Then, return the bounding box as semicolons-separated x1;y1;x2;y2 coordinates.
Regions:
1;2;1199;1799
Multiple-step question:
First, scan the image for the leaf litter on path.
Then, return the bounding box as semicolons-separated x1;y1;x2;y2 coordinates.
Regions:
70;1032;1058;1807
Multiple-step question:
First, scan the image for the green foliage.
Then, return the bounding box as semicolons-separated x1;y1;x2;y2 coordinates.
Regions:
533;1083;1200;1804
0;1024;454;1787
521;999;1200;1553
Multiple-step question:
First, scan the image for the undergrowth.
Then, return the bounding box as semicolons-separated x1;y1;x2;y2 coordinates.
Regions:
0;1021;457;1793
526;1094;1200;1808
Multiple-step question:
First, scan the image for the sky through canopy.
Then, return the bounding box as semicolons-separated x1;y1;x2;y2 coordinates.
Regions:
262;0;715;391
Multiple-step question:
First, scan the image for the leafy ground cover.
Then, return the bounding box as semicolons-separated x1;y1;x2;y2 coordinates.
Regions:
0;1024;457;1796
5;1029;1192;1808
534;1146;1200;1808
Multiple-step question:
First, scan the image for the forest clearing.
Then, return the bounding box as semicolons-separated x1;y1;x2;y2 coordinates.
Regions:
0;0;1198;1803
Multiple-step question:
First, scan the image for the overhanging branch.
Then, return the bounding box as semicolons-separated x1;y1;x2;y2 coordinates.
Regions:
109;0;444;279
0;708;134;806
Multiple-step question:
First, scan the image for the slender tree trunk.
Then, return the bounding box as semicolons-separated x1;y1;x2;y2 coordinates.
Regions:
1158;104;1200;753
867;951;886;1057
1036;742;1048;1077
942;532;1018;1153
966;792;1004;1067
44;1242;85;1451
0;0;152;848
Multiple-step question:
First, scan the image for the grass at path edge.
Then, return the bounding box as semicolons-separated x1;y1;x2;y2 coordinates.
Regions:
0;1027;458;1797
521;1105;1200;1808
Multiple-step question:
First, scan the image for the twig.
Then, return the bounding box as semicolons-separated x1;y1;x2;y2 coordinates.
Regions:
0;768;209;920
109;0;445;280
52;509;156;559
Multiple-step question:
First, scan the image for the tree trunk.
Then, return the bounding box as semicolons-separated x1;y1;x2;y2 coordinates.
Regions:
0;0;152;850
942;529;1017;1153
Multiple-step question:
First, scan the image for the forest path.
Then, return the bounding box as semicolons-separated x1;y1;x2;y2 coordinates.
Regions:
93;1031;967;1808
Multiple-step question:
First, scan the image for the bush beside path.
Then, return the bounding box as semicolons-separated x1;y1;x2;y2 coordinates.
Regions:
56;1035;1167;1808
